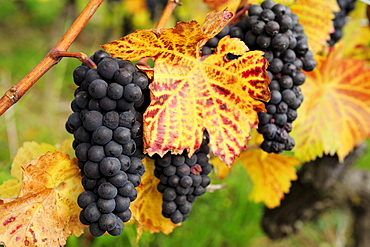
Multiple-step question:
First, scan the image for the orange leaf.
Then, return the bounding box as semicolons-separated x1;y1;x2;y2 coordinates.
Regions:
291;48;370;162
103;12;270;166
290;0;339;55
131;157;179;239
0;151;85;247
203;0;243;14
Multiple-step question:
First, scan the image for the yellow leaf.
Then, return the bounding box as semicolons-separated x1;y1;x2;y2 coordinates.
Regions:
210;155;232;180
131;157;179;239
103;11;270;166
203;0;243;14
0;179;19;198
342;2;370;61
291;48;370;162
290;0;339;55
248;0;297;5
10;142;57;181
237;147;300;208
0;151;85;247
0;141;74;199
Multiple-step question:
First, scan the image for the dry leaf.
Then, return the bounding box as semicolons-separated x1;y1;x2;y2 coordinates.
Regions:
291;48;370;162
0;141;74;199
103;11;269;166
203;0;243;14
0;151;85;247
290;0;339;55
131;157;179;239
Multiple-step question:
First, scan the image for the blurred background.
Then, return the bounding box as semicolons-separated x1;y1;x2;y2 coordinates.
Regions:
0;1;369;246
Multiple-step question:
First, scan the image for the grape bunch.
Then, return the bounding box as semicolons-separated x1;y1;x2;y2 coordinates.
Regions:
202;0;316;154
153;133;212;224
65;50;150;236
328;0;357;46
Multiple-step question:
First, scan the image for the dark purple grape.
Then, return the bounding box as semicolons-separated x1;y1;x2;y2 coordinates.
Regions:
115;68;133;86
84;160;101;179
116;209;132;222
260;9;275;22
117;181;136;197
114;195;130;213
75;91;90;109
100;157;121;177
97;198;116;214
84;203;101;222
269;90;282;104
99;97;117;111
99;213;117;231
92;126;113;145
265;21;280;36
252;21;266;35
107;83;124;100
77;191;98;209
248;4;263;16
108;171;128;187
271;34;290;52
89;79;108;99
73;65;89;86
261;0;275;9
97;182;118;199
98;58;119;80
108;217;124;236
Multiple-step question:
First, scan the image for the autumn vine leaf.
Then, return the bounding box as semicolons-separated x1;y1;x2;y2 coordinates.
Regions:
0;151;85;247
247;0;296;6
0;140;73;198
131;157;179;239
290;0;339;55
203;0;244;14
341;1;370;61
103;11;270;166
291;47;370;163
237;149;299;208
211;130;300;208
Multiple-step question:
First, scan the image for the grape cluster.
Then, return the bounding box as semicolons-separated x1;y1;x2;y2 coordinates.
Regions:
202;0;316;154
328;0;356;46
66;50;150;236
153;133;212;224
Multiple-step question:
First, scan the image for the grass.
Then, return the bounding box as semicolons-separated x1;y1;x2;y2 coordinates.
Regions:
0;1;369;247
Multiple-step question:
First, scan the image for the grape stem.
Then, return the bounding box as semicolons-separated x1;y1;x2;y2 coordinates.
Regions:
137;0;182;66
230;4;250;24
156;0;182;29
0;0;104;117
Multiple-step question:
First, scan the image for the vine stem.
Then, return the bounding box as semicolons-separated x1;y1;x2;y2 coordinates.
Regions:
0;0;104;116
156;0;182;29
137;0;182;66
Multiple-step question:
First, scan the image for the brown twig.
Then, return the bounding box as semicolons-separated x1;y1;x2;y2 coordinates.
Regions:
0;0;104;117
137;0;182;66
156;0;182;29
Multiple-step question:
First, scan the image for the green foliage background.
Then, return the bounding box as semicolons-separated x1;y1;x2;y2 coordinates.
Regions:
0;1;369;246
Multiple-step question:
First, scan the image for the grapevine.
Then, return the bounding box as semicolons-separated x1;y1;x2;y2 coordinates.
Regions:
0;0;370;246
